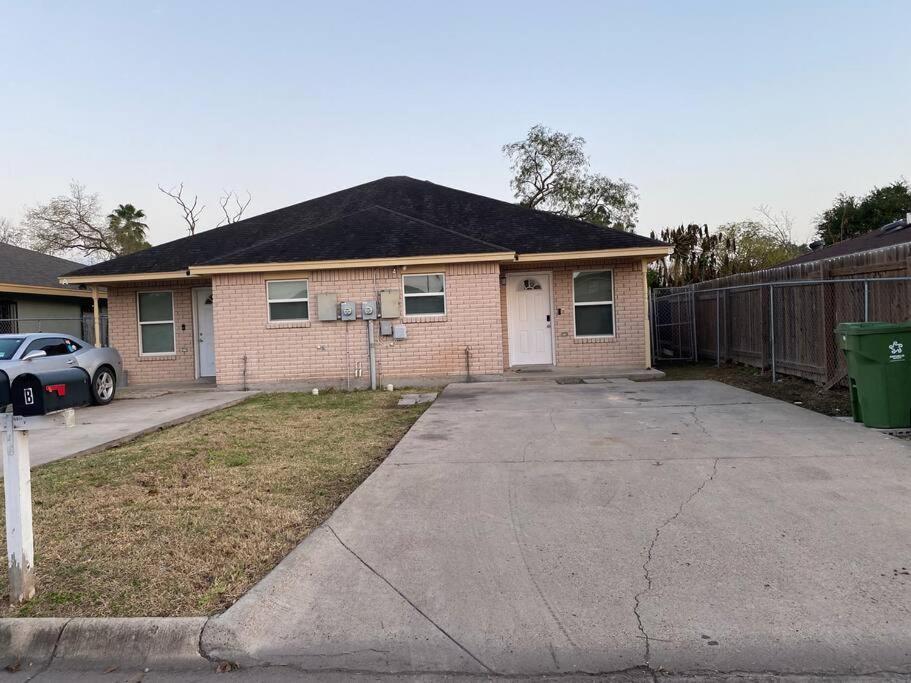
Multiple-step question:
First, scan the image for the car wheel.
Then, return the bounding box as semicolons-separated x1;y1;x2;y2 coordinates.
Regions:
91;366;116;405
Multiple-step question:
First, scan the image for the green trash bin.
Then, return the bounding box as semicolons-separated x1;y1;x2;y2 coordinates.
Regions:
836;321;911;428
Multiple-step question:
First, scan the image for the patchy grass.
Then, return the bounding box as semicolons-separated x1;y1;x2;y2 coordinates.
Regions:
659;362;853;417
0;390;430;618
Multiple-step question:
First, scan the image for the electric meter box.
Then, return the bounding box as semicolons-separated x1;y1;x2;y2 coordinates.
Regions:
379;289;400;319
318;293;339;321
339;301;356;321
361;301;378;320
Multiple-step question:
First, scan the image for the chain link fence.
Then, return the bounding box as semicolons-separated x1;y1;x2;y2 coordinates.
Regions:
0;315;109;347
651;277;911;385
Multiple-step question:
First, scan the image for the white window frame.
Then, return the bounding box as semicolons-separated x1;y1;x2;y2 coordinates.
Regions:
266;278;310;323
137;290;177;356
572;269;616;338
402;272;446;317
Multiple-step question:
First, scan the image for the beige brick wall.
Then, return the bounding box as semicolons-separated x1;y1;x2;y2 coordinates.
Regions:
107;279;201;385
212;262;504;387
106;255;650;387
500;257;648;369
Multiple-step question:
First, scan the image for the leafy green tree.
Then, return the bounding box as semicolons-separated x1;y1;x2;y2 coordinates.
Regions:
503;125;639;232
815;179;911;245
715;220;803;274
107;204;151;255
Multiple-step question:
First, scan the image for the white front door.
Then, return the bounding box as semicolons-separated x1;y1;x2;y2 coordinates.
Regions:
507;273;554;366
193;287;216;378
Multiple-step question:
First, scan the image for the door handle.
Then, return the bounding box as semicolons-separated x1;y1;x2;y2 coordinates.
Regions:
66;359;76;365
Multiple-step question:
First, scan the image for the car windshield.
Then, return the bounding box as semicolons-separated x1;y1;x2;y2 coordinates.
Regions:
0;337;26;360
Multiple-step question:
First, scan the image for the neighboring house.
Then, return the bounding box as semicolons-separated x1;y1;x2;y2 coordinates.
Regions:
62;176;670;388
0;242;106;342
777;214;911;268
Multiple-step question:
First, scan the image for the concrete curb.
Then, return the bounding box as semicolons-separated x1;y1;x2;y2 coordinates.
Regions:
0;617;212;673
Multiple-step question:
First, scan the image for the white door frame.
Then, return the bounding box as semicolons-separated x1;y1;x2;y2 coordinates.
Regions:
191;286;215;379
506;271;556;367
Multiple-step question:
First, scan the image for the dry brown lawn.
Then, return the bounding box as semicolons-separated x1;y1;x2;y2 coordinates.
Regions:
0;390;430;617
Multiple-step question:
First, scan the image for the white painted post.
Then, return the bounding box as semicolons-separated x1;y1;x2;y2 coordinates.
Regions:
2;413;35;605
92;286;101;348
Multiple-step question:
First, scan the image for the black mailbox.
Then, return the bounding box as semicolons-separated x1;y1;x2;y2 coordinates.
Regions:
11;368;92;417
0;370;9;411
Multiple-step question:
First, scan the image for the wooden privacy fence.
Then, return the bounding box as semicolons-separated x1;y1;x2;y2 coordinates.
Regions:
650;242;911;385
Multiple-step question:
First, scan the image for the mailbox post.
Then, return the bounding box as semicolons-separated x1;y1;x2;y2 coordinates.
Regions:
2;410;77;605
2;412;35;604
2;367;89;605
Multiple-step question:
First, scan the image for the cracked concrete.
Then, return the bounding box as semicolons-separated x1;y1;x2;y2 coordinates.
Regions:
634;458;720;666
194;380;911;678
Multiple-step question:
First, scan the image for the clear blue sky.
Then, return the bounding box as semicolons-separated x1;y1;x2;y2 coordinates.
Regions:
1;0;908;247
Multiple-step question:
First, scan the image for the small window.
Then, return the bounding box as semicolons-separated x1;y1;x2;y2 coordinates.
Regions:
24;337;73;357
573;270;614;337
267;279;309;322
138;291;176;354
403;273;445;315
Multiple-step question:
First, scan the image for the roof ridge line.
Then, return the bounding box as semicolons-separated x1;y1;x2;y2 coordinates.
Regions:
370;205;513;253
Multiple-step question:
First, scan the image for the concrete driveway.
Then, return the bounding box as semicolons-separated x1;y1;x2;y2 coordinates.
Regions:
2;388;251;472
203;380;911;678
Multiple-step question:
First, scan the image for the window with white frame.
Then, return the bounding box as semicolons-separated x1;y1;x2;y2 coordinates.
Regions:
267;279;309;321
403;273;445;315
573;270;614;337
137;291;176;354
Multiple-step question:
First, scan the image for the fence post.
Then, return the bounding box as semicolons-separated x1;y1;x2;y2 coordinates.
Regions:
691;288;698;363
716;290;721;367
863;280;869;322
769;284;776;382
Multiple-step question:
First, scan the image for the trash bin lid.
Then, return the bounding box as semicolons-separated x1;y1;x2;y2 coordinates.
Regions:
835;321;911;335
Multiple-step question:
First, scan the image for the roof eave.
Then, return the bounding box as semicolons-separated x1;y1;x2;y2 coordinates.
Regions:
59;270;193;285
2;282;106;298
189;251;516;275
514;246;671;262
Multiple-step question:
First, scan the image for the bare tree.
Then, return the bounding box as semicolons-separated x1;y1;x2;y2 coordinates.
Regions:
216;190;253;227
23;182;121;259
755;204;795;246
158;183;205;235
0;217;25;246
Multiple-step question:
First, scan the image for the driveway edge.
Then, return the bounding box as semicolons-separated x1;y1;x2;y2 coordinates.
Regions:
0;617;214;673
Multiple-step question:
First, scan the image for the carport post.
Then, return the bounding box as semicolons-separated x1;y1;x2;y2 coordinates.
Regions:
769;284;776;382
2;413;35;605
92;286;101;347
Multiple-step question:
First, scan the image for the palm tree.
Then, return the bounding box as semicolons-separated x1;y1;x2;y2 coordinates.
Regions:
107;204;150;255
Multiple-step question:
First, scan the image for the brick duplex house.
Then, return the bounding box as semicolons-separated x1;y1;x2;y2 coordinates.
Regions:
62;177;670;388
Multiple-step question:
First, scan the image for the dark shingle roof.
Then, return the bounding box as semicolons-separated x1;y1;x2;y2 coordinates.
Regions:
778;219;911;267
0;243;86;290
66;176;666;277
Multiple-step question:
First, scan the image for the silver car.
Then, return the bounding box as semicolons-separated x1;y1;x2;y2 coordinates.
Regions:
0;333;123;405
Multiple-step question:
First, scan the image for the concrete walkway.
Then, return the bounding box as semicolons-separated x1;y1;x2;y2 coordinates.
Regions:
197;379;911;678
1;389;253;472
